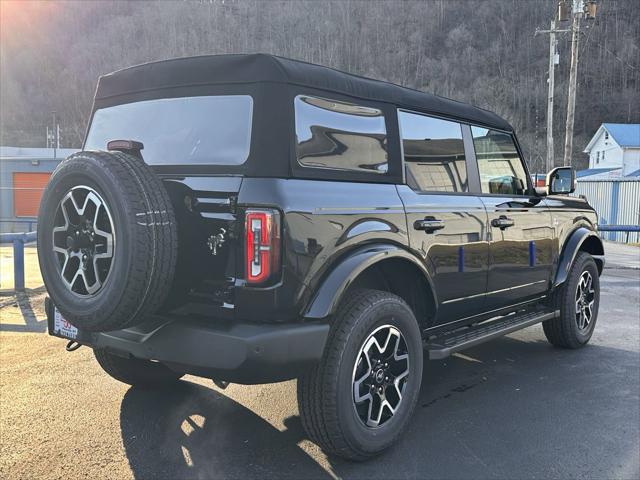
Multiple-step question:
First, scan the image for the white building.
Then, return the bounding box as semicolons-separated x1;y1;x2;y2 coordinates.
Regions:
582;123;640;178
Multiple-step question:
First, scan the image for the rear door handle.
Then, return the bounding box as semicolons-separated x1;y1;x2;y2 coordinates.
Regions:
414;217;445;233
491;215;515;230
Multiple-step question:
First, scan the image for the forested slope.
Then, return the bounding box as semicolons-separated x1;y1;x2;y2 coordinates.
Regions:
1;0;638;170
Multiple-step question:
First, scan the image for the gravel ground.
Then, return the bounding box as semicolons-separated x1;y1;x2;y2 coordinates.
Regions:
1;247;638;479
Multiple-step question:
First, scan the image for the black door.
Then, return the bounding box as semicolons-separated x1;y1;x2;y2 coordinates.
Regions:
397;111;489;325
470;127;553;311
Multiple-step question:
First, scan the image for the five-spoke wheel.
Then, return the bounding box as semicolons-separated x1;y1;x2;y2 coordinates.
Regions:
38;151;177;331
352;325;410;428
52;185;115;296
298;289;423;460
543;251;600;349
575;271;595;331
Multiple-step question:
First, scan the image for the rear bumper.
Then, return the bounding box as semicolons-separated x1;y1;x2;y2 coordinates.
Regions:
46;299;329;384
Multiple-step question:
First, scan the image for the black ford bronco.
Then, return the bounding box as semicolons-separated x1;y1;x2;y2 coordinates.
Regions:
38;54;605;460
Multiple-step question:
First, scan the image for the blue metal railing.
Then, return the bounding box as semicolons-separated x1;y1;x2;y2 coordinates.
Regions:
0;223;637;293
598;225;640;243
597;225;640;232
0;219;37;232
0;231;37;292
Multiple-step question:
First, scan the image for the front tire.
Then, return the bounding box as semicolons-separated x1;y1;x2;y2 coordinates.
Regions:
543;252;600;348
298;289;423;460
94;349;183;387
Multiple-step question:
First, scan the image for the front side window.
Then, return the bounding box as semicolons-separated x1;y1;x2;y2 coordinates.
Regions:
472;127;528;196
85;95;253;165
398;111;468;192
294;95;388;174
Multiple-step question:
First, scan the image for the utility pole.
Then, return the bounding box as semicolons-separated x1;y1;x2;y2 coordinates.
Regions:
563;2;581;166
537;1;596;170
536;20;567;171
51;111;59;159
562;0;597;166
51;112;60;158
547;21;557;171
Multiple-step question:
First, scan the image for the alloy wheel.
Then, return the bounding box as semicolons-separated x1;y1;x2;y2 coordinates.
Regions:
352;324;410;428
575;270;595;331
52;185;115;296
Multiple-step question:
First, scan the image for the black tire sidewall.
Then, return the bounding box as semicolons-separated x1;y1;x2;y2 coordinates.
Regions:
39;160;134;328
562;253;600;344
94;349;183;386
335;296;423;455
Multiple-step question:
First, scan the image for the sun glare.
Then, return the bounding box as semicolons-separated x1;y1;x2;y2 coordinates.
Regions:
1;1;59;46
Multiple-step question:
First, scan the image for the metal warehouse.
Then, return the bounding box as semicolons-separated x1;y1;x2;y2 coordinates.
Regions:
0;147;77;232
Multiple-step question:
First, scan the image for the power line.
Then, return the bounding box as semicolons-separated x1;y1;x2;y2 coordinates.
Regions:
581;31;638;71
578;0;638;71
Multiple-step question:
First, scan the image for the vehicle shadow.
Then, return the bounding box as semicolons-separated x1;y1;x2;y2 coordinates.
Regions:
119;382;332;480
0;289;47;333
328;330;640;479
119;330;639;480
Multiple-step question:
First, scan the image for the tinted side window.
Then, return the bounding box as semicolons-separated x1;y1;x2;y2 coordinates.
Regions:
294;95;388;174
472;127;528;195
398;111;468;192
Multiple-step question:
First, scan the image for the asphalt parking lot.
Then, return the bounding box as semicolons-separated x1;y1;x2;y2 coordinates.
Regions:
1;243;639;480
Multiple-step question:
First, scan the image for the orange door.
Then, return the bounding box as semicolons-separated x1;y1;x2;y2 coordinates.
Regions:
13;172;51;217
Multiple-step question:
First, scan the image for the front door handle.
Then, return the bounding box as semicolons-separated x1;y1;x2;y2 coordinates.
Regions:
414;217;445;233
491;215;515;230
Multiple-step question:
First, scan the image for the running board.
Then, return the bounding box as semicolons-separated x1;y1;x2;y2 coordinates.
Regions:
426;309;559;360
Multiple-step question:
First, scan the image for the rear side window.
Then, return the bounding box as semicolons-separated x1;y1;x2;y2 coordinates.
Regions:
85;95;253;165
294;95;388;174
471;127;528;196
398;111;468;192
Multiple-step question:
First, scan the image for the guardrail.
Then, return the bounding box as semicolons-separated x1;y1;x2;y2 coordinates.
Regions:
0;224;637;293
598;225;640;243
0;231;36;292
0;219;37;232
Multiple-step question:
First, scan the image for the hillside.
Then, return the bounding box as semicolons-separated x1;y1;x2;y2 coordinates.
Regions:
1;0;638;171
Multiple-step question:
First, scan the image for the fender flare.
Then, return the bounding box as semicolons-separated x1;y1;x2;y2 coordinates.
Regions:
554;227;605;288
303;243;437;321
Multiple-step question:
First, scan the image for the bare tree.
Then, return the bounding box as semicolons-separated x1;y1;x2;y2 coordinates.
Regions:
1;0;638;171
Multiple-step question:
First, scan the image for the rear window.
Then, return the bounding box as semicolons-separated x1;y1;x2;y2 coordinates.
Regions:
85;95;253;165
294;95;388;174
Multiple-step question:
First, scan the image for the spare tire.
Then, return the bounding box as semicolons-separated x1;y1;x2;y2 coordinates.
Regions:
37;151;177;332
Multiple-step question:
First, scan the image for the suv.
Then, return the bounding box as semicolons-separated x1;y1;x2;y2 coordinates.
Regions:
39;54;604;460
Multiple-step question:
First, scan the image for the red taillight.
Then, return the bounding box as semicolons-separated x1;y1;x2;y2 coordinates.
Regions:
245;209;280;284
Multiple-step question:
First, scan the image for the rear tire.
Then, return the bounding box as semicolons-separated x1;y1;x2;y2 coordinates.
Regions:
298;289;423;461
94;349;183;387
543;252;600;348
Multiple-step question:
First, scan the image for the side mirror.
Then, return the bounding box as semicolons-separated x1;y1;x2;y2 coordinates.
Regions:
546;166;576;195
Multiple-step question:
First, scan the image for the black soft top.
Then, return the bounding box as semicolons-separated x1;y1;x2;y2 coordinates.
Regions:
96;53;511;131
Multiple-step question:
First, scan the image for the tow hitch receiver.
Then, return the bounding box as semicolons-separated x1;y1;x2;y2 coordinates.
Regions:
65;340;82;352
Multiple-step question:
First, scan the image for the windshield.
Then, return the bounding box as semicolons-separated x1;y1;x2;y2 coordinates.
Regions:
85;95;253;165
